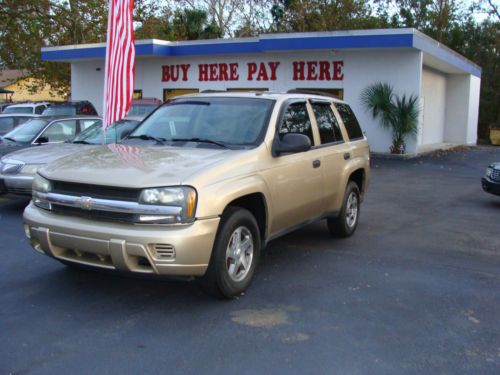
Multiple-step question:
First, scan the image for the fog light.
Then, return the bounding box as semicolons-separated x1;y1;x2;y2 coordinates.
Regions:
33;197;52;210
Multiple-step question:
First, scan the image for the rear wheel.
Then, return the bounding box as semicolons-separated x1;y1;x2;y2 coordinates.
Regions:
327;181;360;237
197;207;261;299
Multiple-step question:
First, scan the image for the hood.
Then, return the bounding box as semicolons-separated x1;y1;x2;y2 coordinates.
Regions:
0;143;28;157
1;143;93;165
40;144;234;188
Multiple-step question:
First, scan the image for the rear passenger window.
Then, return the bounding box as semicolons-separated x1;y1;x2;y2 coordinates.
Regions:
311;102;343;144
335;103;363;141
279;102;314;145
80;119;101;130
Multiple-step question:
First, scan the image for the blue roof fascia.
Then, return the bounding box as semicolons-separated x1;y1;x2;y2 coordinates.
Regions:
42;46;105;61
413;34;481;77
41;43;172;61
170;41;260;56
258;34;413;51
40;31;480;77
42;34;414;62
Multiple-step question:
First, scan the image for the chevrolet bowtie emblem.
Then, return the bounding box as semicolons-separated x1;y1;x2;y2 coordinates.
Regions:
76;196;94;210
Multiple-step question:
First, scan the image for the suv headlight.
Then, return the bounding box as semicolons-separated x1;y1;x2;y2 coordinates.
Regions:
139;186;197;223
33;174;52;193
32;174;52;210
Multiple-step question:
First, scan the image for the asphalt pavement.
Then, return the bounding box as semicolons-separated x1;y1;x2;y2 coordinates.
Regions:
1;146;499;374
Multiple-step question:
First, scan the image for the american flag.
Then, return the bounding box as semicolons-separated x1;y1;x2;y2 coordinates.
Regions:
103;0;135;129
107;144;151;172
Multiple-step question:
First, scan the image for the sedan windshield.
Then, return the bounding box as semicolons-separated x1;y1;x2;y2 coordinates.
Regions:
128;104;159;117
42;106;76;116
129;97;274;147
3;106;33;114
72;120;138;144
2;119;49;143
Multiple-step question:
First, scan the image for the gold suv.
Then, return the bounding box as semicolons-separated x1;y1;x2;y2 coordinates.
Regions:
23;92;370;298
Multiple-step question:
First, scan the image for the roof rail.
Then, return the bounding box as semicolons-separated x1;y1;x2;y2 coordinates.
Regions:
286;89;342;100
200;89;227;93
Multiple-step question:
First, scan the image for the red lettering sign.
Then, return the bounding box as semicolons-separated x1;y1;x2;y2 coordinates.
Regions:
333;61;343;80
198;63;240;81
293;61;343;81
229;63;239;80
162;64;191;82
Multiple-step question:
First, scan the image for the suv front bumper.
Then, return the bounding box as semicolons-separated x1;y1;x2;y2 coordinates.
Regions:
23;202;219;276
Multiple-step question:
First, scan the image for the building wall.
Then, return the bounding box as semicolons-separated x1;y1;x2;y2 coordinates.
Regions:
4;77;67;102
467;76;480;144
72;50;424;153
441;74;480;146
343;50;422;154
421;68;447;146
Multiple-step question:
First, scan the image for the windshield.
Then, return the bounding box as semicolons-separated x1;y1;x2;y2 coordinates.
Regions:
128;104;159;117
72;119;138;144
3;106;33;114
130;97;274;147
2;119;48;143
0;117;14;133
42;106;75;116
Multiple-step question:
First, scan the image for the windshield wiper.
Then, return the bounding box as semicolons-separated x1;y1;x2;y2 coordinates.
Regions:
72;140;93;144
128;134;166;144
171;138;229;149
2;137;16;142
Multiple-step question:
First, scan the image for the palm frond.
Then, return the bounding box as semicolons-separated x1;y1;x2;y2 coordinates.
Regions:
393;94;419;137
360;82;394;128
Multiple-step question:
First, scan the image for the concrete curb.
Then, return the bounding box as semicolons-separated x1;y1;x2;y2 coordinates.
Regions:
371;144;475;160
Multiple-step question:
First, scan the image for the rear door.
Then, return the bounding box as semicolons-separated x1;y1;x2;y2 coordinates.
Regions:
310;100;352;212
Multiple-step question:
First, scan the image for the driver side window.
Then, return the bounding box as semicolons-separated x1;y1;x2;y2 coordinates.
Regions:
39;120;77;142
278;102;314;145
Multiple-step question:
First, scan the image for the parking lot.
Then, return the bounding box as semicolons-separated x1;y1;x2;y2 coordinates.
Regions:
1;145;499;374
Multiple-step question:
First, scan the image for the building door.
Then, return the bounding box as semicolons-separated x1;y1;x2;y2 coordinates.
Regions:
163;89;199;101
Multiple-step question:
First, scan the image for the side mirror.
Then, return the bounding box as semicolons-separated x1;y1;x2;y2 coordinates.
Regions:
36;136;49;144
273;133;311;156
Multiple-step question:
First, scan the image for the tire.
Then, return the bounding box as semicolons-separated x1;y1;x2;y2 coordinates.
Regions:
327;181;360;238
197;207;261;299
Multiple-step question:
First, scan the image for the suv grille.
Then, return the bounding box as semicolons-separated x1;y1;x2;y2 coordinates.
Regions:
52;181;140;201
491;169;500;182
51;204;137;223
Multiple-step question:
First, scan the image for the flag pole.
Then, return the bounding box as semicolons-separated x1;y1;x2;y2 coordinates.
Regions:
102;0;113;145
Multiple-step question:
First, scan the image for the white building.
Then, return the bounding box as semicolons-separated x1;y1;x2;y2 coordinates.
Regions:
42;28;481;154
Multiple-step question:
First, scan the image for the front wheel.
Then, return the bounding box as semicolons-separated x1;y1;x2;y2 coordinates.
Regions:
197;207;261;299
327;181;360;238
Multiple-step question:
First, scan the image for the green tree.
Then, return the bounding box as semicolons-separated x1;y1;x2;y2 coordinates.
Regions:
165;8;222;40
271;0;388;32
361;82;420;154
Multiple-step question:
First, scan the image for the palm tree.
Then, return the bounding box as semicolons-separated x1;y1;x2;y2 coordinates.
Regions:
361;82;419;154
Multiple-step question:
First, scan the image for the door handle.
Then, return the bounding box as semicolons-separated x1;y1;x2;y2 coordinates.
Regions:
312;160;321;168
344;152;351;160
